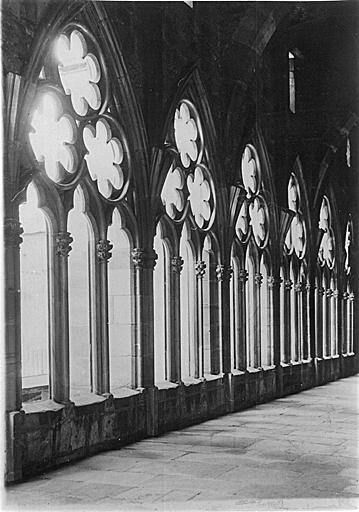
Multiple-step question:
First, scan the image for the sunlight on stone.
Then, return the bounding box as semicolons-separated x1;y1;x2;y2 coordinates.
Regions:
83;118;124;198
161;165;185;219
56;30;101;116
29;92;77;182
187;166;211;228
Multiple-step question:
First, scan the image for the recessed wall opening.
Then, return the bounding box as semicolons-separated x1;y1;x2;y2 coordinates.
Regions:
19;183;50;403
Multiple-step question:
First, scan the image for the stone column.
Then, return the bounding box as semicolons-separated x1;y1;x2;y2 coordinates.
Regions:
53;231;72;402
170;256;184;382
95;239;112;394
332;289;339;356
309;281;317;361
284;279;293;363
317;286;325;359
325;288;333;357
237;269;248;370
5;218;23;412
342;292;349;355
303;282;312;361
195;261;206;378
132;247;157;389
348;292;355;354
294;282;303;361
254;273;263;368
216;264;233;374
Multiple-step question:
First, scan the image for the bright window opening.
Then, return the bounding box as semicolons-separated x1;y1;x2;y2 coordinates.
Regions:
107;209;133;392
180;224;196;379
154;224;169;384
68;187;93;398
289;51;296;114
246;253;256;368
19;183;50;402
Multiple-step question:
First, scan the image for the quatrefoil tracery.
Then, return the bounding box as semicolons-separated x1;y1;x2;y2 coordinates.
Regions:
285;174;307;259
28;27;130;201
318;196;335;269
235;144;269;249
161;100;215;231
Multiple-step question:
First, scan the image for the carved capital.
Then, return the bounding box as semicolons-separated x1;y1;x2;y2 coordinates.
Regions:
267;276;281;289
171;256;184;274
216;264;233;282
318;287;326;297
349;292;355;302
333;290;339;299
326;289;334;299
56;232;73;257
342;292;349;301
4;219;23;247
96;239;113;263
132;247;157;269
254;273;263;287
195;260;206;278
238;269;249;283
294;282;305;293
284;279;293;291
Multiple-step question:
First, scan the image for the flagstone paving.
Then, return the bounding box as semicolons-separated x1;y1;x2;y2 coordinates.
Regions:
4;375;359;511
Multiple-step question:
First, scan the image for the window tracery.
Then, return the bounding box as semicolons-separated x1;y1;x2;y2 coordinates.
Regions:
56;29;101;116
235;144;269;249
285;174;306;259
161;100;215;231
281;173;310;364
318;196;335;269
28;26;131;201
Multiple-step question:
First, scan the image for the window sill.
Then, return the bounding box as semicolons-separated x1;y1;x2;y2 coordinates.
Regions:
181;377;204;386
246;367;261;374
156;381;179;390
261;364;276;372
22;399;64;415
290;360;302;366
112;387;142;399
280;362;291;368
71;393;107;406
342;352;355;358
203;373;224;382
231;369;246;376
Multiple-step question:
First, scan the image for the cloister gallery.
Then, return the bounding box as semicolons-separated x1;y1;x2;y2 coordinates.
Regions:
3;0;358;483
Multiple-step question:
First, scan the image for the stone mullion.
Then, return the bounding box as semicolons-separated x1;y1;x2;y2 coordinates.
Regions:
325;288;333;357
349;293;355;353
216;264;233;375
332;290;339;356
254;273;263;368
317;286;325;359
5;218;23;412
341;292;349;354
170;256;184;382
284;279;293;363
132;248;157;389
303;283;311;361
209;263;220;375
95;239;112;394
294;283;303;361
52;231;73;402
195;261;206;378
238;270;248;370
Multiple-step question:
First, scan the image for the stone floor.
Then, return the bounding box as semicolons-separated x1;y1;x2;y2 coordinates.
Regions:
4;376;359;511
